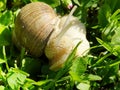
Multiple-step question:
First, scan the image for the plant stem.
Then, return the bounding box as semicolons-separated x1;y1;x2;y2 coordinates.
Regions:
92;53;112;67
3;46;9;71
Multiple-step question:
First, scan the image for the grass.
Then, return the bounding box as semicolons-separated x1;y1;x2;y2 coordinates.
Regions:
0;0;120;90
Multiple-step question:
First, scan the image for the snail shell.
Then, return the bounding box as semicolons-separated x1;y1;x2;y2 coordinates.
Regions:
12;2;58;57
13;2;90;71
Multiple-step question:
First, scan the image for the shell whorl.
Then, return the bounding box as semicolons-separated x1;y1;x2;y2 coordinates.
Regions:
13;2;58;57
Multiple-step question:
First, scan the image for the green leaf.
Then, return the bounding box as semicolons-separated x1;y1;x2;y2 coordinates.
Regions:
0;10;13;26
111;26;120;54
110;9;120;20
100;9;120;42
96;38;112;52
76;74;101;90
98;4;111;27
34;80;52;86
0;58;5;64
115;82;120;90
98;65;119;85
101;21;117;41
84;74;102;81
69;57;87;81
83;0;98;8
77;0;98;8
7;68;29;90
0;86;5;90
22;78;36;89
96;37;120;57
105;0;120;12
0;24;6;33
31;0;60;7
77;82;90;90
92;53;112;67
73;0;80;6
0;0;6;11
0;24;11;46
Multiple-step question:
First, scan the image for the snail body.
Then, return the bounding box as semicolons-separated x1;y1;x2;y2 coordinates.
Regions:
13;2;90;71
45;15;90;70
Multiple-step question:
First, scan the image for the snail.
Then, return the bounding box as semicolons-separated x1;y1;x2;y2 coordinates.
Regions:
12;2;90;71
